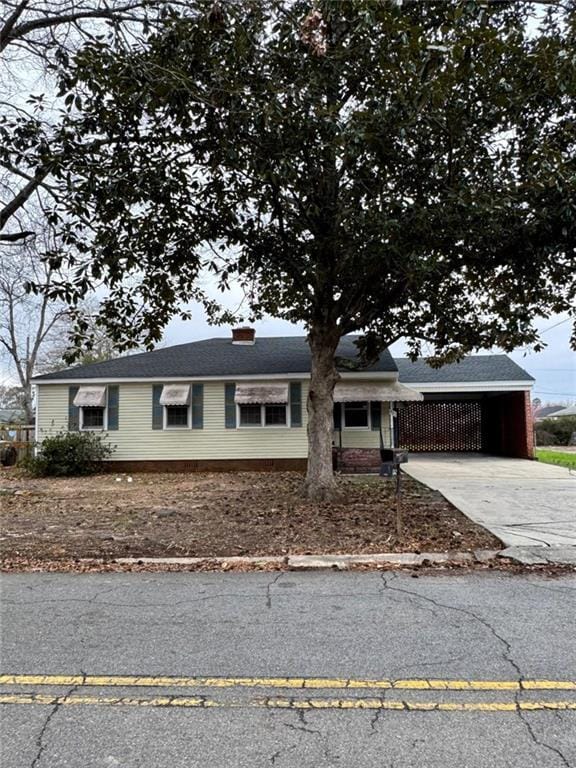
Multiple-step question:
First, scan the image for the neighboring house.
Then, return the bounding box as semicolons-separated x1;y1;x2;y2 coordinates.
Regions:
547;405;576;419
534;405;565;421
32;329;535;472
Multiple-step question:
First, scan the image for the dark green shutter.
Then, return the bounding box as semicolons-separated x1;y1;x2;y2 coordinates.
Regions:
225;383;236;428
289;382;302;427
68;386;79;432
333;402;342;430
152;385;163;429
370;401;381;431
107;385;119;430
192;383;203;429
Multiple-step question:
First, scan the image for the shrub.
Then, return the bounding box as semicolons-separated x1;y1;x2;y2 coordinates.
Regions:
534;428;559;446
535;416;576;447
22;431;114;476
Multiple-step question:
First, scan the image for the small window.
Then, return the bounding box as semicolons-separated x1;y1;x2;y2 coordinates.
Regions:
82;407;105;430
265;405;287;426
166;405;189;428
239;404;262;426
343;401;369;428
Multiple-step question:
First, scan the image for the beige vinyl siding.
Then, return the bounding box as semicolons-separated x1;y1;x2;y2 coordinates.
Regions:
36;381;393;460
37;385;70;435
333;402;392;449
37;381;308;460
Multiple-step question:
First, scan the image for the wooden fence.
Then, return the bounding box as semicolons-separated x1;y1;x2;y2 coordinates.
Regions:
0;424;35;466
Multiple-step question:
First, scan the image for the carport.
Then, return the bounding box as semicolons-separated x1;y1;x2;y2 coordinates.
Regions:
394;356;535;459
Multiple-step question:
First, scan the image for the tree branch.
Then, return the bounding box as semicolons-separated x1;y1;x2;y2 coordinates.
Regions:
0;168;49;231
0;0;31;51
1;1;192;53
0;230;35;242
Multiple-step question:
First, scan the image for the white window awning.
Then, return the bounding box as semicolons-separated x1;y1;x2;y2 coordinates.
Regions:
235;383;289;405
73;386;107;408
334;381;423;403
160;384;190;406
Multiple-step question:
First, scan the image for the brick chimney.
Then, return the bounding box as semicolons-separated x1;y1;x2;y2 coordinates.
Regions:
232;327;256;345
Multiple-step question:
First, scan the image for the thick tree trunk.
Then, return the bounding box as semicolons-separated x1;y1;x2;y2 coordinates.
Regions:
305;325;340;501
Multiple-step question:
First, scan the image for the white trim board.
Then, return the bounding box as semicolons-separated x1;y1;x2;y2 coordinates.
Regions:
408;381;533;393
33;371;399;385
34;376;533;392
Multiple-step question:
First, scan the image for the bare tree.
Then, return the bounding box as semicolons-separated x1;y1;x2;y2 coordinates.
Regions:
1;0;173;55
1;0;193;242
0;208;70;422
43;293;155;370
0;384;26;410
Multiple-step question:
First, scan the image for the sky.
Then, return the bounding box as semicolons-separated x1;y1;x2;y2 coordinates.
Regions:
162;303;576;406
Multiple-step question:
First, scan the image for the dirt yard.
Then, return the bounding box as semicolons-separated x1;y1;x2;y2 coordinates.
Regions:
0;470;499;563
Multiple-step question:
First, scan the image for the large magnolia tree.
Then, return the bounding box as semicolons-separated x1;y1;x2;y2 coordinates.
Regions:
12;0;576;498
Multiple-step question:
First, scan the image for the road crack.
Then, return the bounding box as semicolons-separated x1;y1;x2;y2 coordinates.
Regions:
30;670;87;768
4;591;263;610
369;689;387;736
380;573;522;677
380;574;572;766
266;573;283;609
284;708;321;736
270;743;297;764
515;704;571;768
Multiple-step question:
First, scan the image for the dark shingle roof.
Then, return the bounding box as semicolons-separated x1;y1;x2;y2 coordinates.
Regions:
33;336;397;381
534;405;564;420
394;355;534;383
546;404;576;418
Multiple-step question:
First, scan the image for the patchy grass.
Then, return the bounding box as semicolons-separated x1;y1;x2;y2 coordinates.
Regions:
0;470;500;563
535;449;576;470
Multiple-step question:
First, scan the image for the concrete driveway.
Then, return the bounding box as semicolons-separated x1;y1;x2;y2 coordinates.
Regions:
403;454;576;547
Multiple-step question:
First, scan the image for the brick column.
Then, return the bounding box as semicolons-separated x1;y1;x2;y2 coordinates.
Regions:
503;390;534;459
523;390;535;459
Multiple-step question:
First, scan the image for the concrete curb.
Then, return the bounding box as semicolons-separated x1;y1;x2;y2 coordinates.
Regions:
497;546;576;566
86;550;503;570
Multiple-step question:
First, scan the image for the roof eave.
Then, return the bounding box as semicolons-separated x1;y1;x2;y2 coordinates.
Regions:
33;370;399;384
406;380;534;392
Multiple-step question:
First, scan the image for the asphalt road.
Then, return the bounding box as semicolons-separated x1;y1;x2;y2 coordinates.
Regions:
1;570;575;767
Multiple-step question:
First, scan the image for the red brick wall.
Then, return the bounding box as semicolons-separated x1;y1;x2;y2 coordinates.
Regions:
482;390;533;459
337;448;381;474
232;327;255;343
102;458;307;473
521;390;535;459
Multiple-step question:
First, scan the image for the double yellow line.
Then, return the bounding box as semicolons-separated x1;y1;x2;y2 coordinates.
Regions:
1;675;575;713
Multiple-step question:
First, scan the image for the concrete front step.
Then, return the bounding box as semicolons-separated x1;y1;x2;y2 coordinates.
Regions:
336;448;382;474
